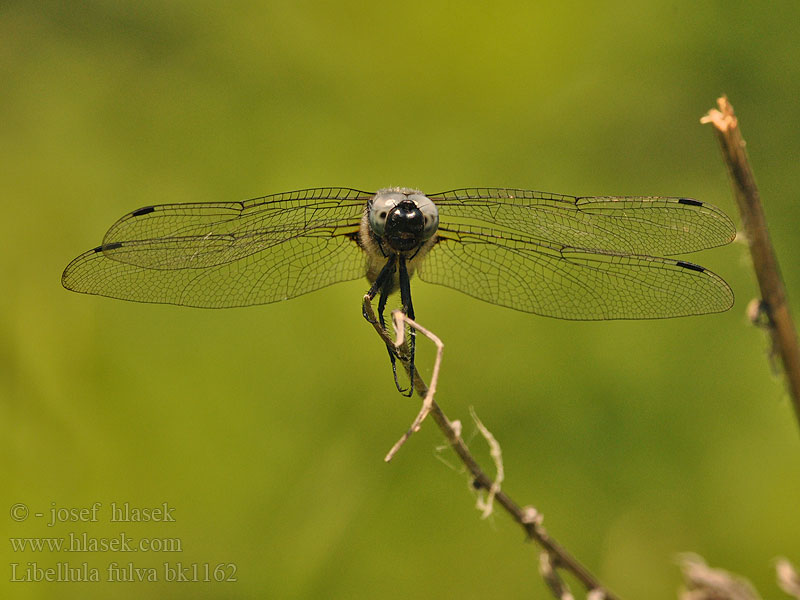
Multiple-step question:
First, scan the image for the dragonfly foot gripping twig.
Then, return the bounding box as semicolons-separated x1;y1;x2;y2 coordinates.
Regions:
383;310;444;462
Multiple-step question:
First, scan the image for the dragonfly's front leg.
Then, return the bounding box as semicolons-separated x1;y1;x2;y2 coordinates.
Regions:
362;254;396;321
361;255;410;394
377;283;410;395
397;255;416;398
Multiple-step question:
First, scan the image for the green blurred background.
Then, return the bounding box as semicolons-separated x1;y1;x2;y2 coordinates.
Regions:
3;1;800;598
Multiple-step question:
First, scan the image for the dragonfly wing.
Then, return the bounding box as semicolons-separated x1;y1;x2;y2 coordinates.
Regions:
63;233;367;308
62;188;371;308
99;187;370;269
430;188;736;256
417;231;734;320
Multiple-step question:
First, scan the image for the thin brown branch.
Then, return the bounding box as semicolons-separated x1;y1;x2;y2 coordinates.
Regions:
702;96;800;430
363;295;620;600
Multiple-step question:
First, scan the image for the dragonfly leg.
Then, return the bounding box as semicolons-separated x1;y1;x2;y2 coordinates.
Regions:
398;255;416;398
362;254;397;320
360;254;409;394
377;282;409;394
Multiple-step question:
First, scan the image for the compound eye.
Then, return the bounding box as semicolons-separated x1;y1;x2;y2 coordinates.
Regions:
368;192;403;237
409;194;439;240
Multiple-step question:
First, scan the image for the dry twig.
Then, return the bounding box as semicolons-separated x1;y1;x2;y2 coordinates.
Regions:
470;406;504;519
777;558;800;599
678;554;761;600
702;96;800;429
362;295;619;600
383;310;444;462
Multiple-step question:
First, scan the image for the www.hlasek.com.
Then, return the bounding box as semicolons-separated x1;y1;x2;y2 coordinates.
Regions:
11;531;181;553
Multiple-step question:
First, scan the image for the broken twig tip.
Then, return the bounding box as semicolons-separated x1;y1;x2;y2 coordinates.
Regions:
701;96;737;132
776;557;800;598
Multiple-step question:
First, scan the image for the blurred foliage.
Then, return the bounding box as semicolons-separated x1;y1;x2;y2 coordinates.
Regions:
2;1;800;598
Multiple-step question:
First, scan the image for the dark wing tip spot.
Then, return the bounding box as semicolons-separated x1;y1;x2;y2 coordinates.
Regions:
678;198;703;207
676;260;705;273
132;206;156;217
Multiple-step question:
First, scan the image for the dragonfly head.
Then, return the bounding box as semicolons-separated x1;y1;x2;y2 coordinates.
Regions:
369;188;439;253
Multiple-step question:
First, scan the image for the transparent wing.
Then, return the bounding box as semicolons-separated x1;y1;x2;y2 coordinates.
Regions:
62;188;371;308
430;188;736;255
418;231;734;320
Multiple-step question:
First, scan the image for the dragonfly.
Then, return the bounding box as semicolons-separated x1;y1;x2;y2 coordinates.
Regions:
62;186;735;395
